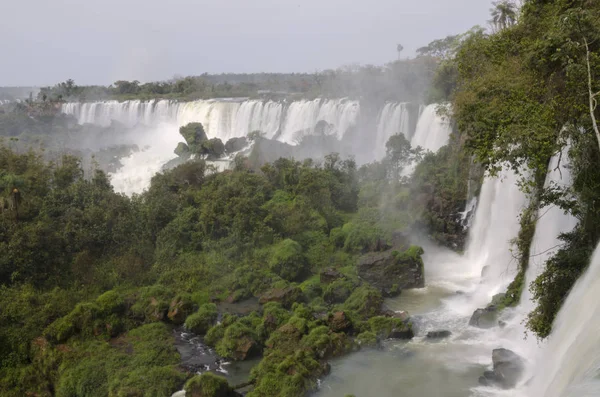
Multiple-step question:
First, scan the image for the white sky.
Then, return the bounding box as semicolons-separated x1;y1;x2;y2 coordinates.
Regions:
0;0;493;86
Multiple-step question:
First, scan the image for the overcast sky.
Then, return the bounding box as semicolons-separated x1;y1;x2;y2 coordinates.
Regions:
1;0;493;86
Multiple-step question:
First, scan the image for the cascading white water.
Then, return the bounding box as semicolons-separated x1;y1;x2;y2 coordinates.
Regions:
411;104;451;153
61;98;360;195
452;168;529;314
278;98;359;143
520;148;577;310
62;98;359;144
523;241;600;397
374;102;410;159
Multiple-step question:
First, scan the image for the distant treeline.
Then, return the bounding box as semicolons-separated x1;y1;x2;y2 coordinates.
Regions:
36;56;443;105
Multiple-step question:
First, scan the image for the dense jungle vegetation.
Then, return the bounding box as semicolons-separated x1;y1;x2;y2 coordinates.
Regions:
3;0;600;395
0;97;470;396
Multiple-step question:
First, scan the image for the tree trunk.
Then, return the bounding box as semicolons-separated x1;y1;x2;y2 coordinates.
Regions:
584;38;600;154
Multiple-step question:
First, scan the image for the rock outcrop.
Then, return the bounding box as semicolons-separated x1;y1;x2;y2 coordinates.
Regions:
426;330;452;339
259;286;303;308
469;293;506;329
478;348;525;389
357;245;425;297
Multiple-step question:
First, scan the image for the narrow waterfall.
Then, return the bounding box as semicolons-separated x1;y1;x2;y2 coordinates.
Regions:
459;168;529;312
410;104;451;153
520;148;577;310
524;241;600;397
374;102;410;159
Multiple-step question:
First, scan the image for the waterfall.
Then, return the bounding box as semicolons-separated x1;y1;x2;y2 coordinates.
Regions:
524;241;600;397
62;98;359;144
374;102;410;159
520;148;577;310
410;104;451;153
61;98;360;195
278;98;359;144
458;168;529;312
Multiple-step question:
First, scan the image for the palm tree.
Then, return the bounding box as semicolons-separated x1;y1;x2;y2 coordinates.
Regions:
490;1;518;31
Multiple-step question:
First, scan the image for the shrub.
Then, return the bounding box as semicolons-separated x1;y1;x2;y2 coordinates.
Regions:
269;239;308;281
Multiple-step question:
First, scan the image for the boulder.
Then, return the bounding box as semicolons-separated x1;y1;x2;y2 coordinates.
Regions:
185;372;241;397
167;296;195;325
259;286;303;308
329;311;352;333
426;330;452;339
201;138;225;158
231;336;259;361
320;268;343;284
478;348;525;389
469;306;498;329
389;325;414;339
323;279;353;304
225;137;248;154
174;142;191;157
357;245;425;296
469;293;505;329
382;309;410;322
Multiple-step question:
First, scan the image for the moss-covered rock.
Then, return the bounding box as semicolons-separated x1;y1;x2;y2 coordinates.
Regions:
259;286;304;309
96;290;126;316
185;372;238;397
201;138;225;158
328;311;352;333
184;303;218;334
269;239;308;281
366;316;414;339
356;331;378;347
168;294;196;325
323;278;355;304
215;321;260;361
357;245;425;296
343;286;383;318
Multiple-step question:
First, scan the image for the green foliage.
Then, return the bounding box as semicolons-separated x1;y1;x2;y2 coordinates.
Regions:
179;123;208;153
269;239;307;281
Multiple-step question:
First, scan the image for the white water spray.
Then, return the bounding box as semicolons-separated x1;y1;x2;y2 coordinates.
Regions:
374;102;410;159
411;104;451;153
62;98;360;195
524;241;600;397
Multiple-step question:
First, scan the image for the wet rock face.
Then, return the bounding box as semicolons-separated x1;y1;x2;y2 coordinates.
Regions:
469;307;498;329
357;246;425;297
469;293;506;329
478;348;526;389
426;330;452;339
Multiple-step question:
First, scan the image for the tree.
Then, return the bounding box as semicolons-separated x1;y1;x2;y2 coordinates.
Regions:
397;44;404;60
490;1;518;31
